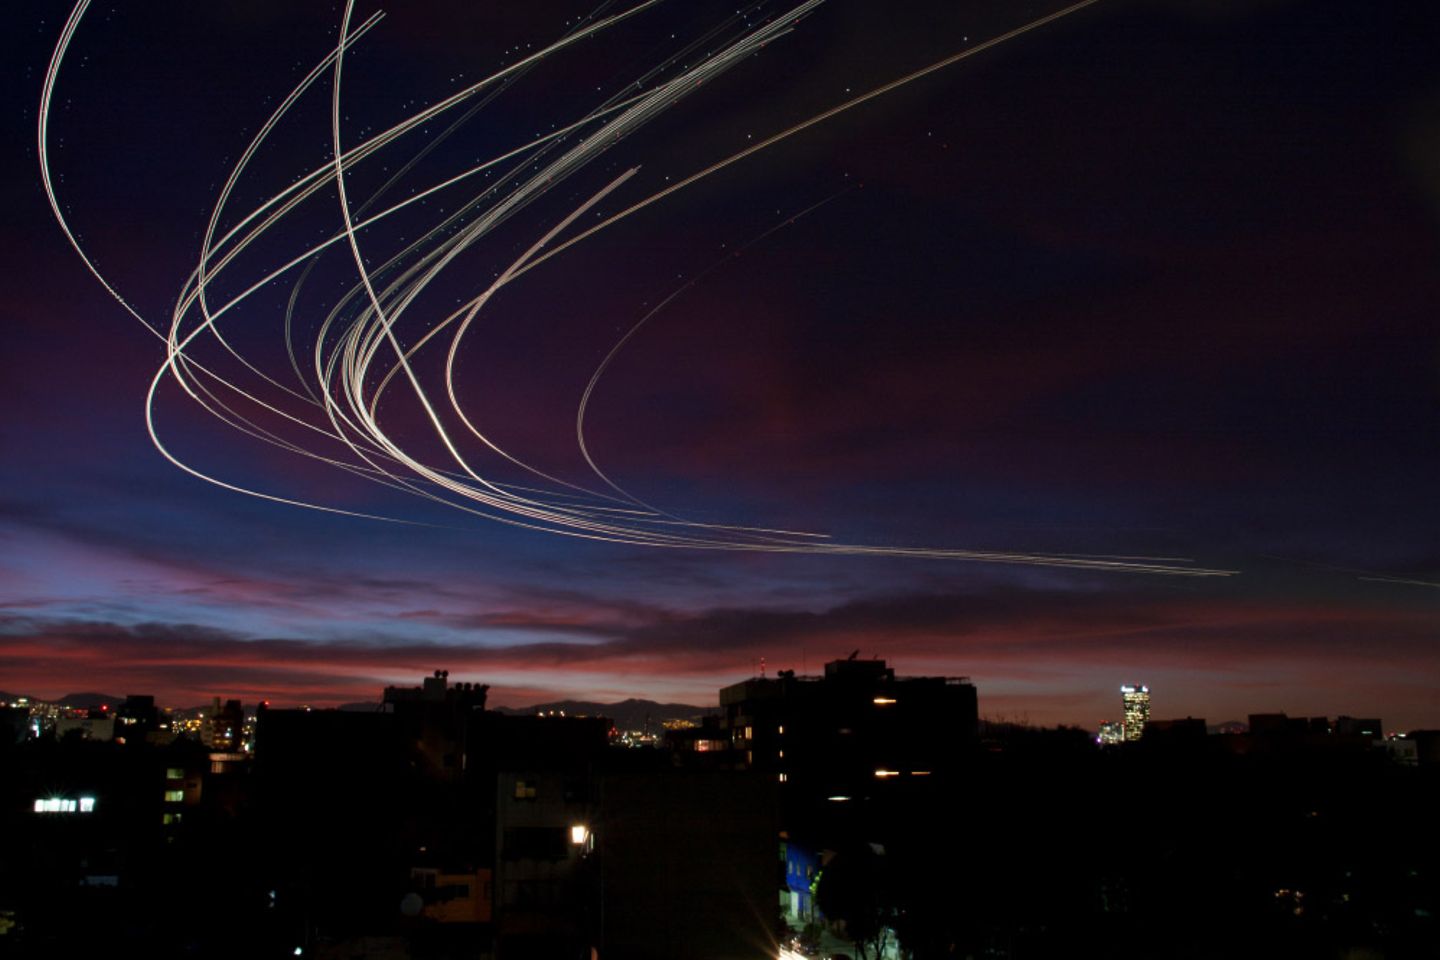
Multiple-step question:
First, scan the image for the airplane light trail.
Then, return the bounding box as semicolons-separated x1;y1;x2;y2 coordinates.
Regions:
38;0;1234;577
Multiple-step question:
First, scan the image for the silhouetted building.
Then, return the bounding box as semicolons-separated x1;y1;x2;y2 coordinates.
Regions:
254;673;609;958
1384;736;1420;766
116;694;159;735
597;761;778;960
205;698;245;751
1142;717;1207;743
1097;720;1124;745
478;712;607;960
1247;712;1384;742
253;701;426;942
1249;712;1311;737
1221;712;1394;763
0;705;28;747
4;673;1438;960
664;715;731;755
1407;730;1440;765
717;656;977;800
385;669;490;780
1334;715;1382;739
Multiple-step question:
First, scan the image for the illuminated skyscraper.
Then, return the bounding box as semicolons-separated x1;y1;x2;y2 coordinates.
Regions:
1097;721;1124;746
1121;684;1150;741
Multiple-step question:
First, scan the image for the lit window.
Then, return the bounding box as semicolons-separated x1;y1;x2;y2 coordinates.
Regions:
165;767;184;780
78;796;96;812
778;725;785;735
744;726;753;740
873;697;897;705
778;773;788;782
163;812;182;825
33;798;80;813
164;789;184;803
570;825;589;845
874;769;899;778
513;780;537;800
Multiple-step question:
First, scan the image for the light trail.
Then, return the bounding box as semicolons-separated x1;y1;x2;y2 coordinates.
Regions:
39;1;1236;576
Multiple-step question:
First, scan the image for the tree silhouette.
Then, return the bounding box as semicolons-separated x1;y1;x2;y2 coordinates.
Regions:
815;843;896;960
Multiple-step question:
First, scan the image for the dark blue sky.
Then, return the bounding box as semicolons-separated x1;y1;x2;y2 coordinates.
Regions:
3;0;1438;727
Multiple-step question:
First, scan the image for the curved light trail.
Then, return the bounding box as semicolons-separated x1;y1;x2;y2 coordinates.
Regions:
38;0;1235;576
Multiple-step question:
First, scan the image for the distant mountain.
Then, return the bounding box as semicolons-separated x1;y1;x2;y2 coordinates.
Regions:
168;700;385;716
58;692;122;710
494;698;712;731
0;692;121;709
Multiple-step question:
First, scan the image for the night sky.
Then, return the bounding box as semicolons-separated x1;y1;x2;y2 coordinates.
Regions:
3;0;1438;729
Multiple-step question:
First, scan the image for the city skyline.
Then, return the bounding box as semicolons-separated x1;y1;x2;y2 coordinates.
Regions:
0;671;1418;742
4;672;1408;752
3;1;1438;729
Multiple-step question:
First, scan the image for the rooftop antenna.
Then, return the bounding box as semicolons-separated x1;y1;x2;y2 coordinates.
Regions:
847;649;860;661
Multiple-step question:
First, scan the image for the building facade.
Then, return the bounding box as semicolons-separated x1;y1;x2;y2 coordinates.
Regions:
1121;684;1150;741
717;657;979;799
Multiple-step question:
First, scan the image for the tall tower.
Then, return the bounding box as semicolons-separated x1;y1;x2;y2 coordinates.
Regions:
1120;684;1150;741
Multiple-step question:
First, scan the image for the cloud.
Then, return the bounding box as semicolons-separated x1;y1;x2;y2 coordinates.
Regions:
2;573;1435;723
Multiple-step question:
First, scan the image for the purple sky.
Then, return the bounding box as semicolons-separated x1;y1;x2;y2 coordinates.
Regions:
3;0;1438;729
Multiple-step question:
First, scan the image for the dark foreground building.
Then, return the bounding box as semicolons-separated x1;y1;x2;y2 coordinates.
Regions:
716;656;978;789
3;668;1438;959
251;672;776;960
